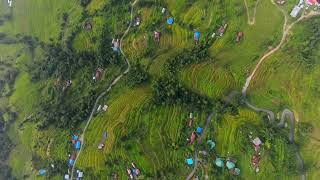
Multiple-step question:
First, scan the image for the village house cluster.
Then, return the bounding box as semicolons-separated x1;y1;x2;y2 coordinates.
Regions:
290;0;320;18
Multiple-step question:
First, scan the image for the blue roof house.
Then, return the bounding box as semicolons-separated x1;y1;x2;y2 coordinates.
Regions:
186;158;194;166
68;159;75;167
38;169;46;176
75;140;81;150
72;134;79;141
167;17;174;25
226;161;235;170
196;127;203;135
194;31;201;40
207;140;216;150
215;158;224;167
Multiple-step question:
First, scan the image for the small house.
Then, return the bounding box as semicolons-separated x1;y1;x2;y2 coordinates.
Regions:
187;113;194;127
252;137;262;152
188;132;197;145
167;17;174;26
215;158;224;167
64;174;70;180
207;140;216;150
69;159;75;167
134;17;141;26
154;31;161;42
218;24;228;36
226;160;235;170
161;8;166;14
112;39;120;52
77;170;83;179
126;168;134;179
98;131;107;150
38;169;46;176
103;105;109;111
194;31;201;44
95;68;103;80
75;140;81;150
230;168;241;176
236;32;244;42
186;158;194;166
196;127;203;135
290;5;302;18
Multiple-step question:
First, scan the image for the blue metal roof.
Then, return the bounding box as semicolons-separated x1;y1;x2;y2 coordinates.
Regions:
207;140;216;149
75;141;81;150
69;159;75;167
194;31;201;40
73;135;79;141
215;158;224;167
167;17;174;25
39;169;46;176
186;158;194;165
196;127;203;134
226;161;235;169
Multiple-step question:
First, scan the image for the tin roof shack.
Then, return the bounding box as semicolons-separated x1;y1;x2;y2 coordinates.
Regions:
112;39;120;52
188;132;198;145
194;31;201;45
218;24;228;37
154;31;161;42
94;68;103;81
252;137;262;152
167;17;174;28
186;158;194;166
236;32;244;43
75;140;81;151
134;17;141;26
215;158;224;167
187;113;194;128
98;131;108;150
290;5;302;18
276;0;286;5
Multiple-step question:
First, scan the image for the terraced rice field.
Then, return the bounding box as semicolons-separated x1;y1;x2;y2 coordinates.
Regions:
77;86;211;178
180;62;237;99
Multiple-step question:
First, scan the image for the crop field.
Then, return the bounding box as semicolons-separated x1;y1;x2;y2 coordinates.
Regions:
0;0;82;42
1;0;318;179
77;87;212;178
247;16;320;179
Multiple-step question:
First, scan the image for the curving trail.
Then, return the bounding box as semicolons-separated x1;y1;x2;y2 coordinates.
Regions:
186;112;214;180
70;0;138;179
242;8;320;94
243;0;261;25
241;3;320;180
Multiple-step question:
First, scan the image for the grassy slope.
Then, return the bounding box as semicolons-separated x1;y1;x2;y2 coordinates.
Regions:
179;0;283;100
248;17;320;179
0;0;81;42
1;0;314;179
0;0;82;179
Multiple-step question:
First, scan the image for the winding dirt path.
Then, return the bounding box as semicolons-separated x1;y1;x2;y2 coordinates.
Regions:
242;8;320;94
244;0;261;25
242;3;320;180
70;0;138;179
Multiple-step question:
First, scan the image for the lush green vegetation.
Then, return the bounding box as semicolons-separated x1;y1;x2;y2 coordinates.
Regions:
0;0;318;179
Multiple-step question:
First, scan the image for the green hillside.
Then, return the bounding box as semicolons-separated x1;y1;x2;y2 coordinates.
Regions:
0;0;319;179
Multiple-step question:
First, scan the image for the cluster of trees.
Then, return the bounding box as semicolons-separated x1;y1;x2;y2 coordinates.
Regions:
26;20;122;129
125;63;149;87
285;18;320;67
152;76;213;110
0;129;14;179
164;45;209;75
79;0;91;7
152;45;218;111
